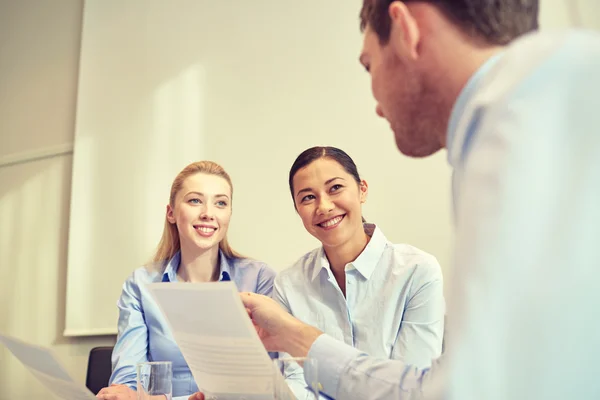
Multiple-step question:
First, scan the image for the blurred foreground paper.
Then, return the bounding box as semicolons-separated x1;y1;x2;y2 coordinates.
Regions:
0;334;96;400
147;281;293;400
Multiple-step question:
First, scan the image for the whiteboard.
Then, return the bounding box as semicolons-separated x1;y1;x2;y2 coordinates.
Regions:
65;0;452;336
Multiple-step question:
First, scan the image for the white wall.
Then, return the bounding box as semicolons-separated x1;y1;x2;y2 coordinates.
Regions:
66;0;454;336
0;1;115;399
0;0;597;398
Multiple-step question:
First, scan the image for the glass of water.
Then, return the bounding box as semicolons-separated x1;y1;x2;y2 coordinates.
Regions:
137;361;172;400
273;356;319;400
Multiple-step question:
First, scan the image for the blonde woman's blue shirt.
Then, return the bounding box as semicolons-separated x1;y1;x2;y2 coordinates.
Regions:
109;251;276;400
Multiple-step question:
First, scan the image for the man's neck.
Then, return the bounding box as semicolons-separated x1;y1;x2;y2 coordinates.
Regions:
432;41;504;148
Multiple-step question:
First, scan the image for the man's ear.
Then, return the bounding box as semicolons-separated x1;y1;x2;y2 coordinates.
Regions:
388;1;421;60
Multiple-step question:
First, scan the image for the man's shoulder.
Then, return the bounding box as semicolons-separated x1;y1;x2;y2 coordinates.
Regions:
485;30;599;97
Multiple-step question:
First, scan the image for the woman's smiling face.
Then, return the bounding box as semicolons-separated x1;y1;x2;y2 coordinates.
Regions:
292;158;368;249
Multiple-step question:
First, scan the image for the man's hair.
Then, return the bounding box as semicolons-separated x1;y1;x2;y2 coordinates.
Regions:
360;0;539;45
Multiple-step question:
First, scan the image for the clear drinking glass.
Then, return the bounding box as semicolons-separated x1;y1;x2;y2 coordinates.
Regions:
136;361;173;400
272;356;319;400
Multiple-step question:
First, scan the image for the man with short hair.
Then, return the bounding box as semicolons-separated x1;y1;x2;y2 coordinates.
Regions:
190;1;600;399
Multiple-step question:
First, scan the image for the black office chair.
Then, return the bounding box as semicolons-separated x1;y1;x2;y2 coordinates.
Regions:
86;346;114;395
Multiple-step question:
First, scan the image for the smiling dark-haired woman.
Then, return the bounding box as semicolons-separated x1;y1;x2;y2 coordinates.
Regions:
275;146;445;398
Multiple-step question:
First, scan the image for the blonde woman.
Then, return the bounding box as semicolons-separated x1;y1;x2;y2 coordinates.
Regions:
97;161;276;400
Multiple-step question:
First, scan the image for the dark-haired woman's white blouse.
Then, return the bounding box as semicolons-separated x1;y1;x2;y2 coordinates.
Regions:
275;223;445;398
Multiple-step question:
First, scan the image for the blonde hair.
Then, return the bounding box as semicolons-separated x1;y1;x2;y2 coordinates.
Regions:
152;161;243;263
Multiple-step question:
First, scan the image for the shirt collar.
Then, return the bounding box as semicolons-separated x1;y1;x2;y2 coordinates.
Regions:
161;250;232;282
161;252;181;282
310;223;387;281
447;52;504;168
312;248;333;282
218;252;233;281
350;223;387;280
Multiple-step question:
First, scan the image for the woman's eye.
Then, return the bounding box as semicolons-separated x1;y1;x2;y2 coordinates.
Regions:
330;184;343;192
188;198;201;204
301;194;315;203
216;201;228;207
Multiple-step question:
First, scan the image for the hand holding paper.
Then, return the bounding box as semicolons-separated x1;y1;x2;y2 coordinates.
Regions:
146;281;294;400
239;292;323;358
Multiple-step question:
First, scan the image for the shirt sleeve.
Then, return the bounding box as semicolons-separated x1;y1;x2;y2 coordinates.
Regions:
308;334;444;400
109;272;149;390
392;258;445;368
255;263;276;297
272;274;290;312
273;275;318;399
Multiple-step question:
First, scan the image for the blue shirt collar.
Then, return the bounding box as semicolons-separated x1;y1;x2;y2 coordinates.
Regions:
219;252;233;281
161;252;181;282
447;52;503;168
312;223;387;281
161;250;232;282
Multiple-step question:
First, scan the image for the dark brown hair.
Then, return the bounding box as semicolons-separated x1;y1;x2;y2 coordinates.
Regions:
289;146;362;204
360;0;539;45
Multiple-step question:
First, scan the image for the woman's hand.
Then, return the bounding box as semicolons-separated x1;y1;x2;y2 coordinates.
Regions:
188;392;205;400
96;384;170;400
96;384;136;400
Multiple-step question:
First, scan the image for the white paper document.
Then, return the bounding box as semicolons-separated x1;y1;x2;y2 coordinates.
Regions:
147;281;293;400
0;334;96;400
